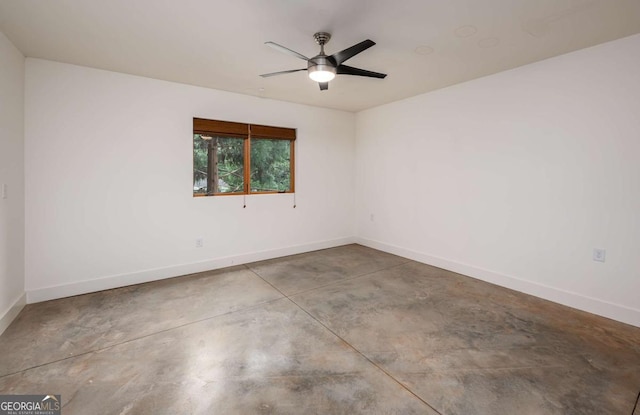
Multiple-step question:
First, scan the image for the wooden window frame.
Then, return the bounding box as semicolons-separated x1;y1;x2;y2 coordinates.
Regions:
193;118;296;197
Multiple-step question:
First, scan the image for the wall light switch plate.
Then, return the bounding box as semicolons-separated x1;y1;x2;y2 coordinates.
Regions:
593;248;606;262
1;184;6;199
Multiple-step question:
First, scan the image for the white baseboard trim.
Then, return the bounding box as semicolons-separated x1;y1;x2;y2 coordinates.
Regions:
356;237;640;328
26;237;356;304
0;292;26;336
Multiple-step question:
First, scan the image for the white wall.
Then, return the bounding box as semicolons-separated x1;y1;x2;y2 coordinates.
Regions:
356;34;640;327
0;31;26;334
25;59;356;301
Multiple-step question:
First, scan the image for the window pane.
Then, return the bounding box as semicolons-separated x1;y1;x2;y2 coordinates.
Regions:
193;134;245;195
250;138;291;192
193;134;208;195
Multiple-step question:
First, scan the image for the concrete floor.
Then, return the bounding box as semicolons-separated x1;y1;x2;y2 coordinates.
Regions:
1;244;639;414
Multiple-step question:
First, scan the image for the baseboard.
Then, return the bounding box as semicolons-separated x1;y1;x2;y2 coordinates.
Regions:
26;237;356;304
0;292;26;336
356;237;640;328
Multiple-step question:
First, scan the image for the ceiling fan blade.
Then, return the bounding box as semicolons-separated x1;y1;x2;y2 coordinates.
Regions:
331;39;375;65
260;69;307;78
319;82;329;91
265;41;309;61
337;64;387;79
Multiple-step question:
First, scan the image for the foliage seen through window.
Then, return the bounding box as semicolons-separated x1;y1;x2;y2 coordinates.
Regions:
193;118;295;196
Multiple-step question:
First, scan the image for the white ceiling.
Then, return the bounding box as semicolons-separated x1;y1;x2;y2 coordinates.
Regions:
1;0;639;112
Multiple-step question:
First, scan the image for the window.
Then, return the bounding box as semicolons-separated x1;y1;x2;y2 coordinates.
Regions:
193;118;295;196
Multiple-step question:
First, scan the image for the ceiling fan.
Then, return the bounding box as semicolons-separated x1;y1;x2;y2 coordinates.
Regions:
260;32;387;91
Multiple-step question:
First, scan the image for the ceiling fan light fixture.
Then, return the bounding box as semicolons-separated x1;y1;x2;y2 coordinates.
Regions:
308;65;336;83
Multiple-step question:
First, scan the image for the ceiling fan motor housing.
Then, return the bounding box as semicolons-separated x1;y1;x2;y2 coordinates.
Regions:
308;55;336;71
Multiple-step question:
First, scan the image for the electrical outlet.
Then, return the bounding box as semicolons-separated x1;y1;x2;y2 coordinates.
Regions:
370;213;375;222
196;238;204;248
1;184;6;199
593;248;606;262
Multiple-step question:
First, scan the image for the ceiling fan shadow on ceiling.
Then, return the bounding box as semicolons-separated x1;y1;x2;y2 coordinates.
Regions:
260;32;387;91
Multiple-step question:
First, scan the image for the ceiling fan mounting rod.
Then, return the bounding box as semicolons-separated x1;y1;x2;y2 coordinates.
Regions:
314;32;331;54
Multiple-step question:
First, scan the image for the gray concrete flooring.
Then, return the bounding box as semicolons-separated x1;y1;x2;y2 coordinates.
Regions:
1;244;639;414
